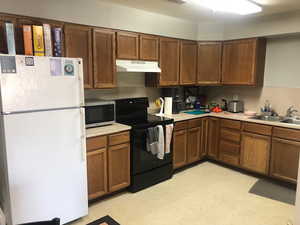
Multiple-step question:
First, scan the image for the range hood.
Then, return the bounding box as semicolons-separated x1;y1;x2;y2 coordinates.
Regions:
116;60;161;73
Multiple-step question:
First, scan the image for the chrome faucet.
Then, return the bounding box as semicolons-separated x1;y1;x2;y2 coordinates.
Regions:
286;106;298;118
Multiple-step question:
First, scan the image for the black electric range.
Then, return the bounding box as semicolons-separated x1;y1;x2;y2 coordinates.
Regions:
115;97;174;192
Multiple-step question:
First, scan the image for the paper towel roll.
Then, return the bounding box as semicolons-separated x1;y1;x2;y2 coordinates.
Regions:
164;97;173;115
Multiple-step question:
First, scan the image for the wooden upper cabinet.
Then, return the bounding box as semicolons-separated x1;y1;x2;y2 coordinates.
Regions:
222;38;266;86
116;31;139;60
65;24;93;88
270;138;300;183
180;41;198;85
159;37;180;86
197;42;222;85
93;28;116;89
240;132;270;175
139;34;159;61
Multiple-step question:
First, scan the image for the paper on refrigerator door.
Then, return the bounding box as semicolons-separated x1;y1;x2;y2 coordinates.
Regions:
50;58;62;76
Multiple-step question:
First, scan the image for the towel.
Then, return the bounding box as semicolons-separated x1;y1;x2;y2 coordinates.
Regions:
157;125;165;160
147;127;159;155
146;125;165;160
165;124;174;154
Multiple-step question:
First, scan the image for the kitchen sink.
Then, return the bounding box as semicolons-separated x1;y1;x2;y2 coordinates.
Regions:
281;118;300;125
251;115;300;125
250;115;285;122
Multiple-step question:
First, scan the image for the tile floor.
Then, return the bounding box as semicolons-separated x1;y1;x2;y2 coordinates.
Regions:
71;162;295;225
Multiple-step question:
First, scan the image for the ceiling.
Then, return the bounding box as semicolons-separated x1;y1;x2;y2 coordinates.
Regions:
100;0;300;22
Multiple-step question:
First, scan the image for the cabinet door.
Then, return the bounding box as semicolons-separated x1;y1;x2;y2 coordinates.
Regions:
187;127;201;163
140;34;159;61
197;42;222;85
222;38;266;85
93;28;116;89
207;118;220;159
108;143;130;192
180;41;197;85
271;138;300;183
241;132;270;174
87;148;108;200
116;31;139;60
200;118;208;158
159;37;180;86
173;130;188;169
65;25;93;88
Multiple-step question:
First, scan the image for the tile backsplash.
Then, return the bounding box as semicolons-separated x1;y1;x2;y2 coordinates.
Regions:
84;72;161;113
205;86;300;116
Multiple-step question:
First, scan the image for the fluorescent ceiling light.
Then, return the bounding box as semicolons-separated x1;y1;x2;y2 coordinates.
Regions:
187;0;262;15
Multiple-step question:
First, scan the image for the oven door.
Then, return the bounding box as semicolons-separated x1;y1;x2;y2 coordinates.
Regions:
131;126;173;175
85;104;115;128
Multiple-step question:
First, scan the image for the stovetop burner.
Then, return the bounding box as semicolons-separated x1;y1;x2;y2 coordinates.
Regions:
115;98;173;129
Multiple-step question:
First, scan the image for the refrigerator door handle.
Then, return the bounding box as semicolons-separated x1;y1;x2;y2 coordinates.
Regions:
77;59;85;107
80;107;87;162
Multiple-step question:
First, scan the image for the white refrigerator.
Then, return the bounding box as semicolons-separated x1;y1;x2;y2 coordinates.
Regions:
0;55;88;225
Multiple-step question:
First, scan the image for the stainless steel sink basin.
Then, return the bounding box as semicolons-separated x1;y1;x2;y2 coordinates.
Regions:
282;118;300;125
250;115;285;122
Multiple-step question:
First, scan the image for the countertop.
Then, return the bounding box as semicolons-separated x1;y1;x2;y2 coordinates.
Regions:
86;123;131;138
165;112;300;130
86;112;300;138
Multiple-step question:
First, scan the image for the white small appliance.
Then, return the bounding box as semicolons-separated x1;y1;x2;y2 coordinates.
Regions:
0;55;88;225
164;97;173;115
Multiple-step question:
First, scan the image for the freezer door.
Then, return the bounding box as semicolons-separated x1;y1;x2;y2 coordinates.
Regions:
0;55;84;113
3;108;88;225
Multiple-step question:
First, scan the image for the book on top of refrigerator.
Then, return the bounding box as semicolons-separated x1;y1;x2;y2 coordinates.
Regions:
4;22;16;55
43;24;53;56
32;25;45;56
52;27;62;57
23;25;33;55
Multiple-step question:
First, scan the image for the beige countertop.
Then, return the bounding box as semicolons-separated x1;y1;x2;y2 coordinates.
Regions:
164;112;300;130
86;123;131;138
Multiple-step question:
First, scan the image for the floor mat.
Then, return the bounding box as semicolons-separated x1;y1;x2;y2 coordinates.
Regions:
249;179;296;205
87;216;120;225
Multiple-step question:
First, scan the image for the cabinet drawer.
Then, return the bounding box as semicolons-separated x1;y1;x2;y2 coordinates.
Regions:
188;119;202;128
219;140;240;155
220;128;241;143
221;119;241;130
87;136;107;152
219;153;239;166
174;121;188;131
109;132;130;146
243;122;272;136
273;127;300;142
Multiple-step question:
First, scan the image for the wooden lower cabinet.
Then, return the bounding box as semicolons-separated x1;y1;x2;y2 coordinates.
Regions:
108;143;131;192
270;138;300;183
173;129;188;169
187;127;201;163
240;132;270;175
207;118;220;159
87;148;108;200
86;132;130;200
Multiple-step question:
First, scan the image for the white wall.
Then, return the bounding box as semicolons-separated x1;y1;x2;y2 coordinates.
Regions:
223;11;300;39
264;36;300;88
0;0;198;40
197;22;224;41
